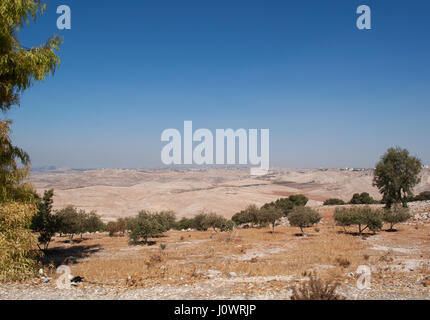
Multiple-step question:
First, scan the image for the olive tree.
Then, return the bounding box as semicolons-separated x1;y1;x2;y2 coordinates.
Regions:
334;207;383;235
288;207;321;236
383;206;411;231
373;147;422;208
258;207;284;232
232;205;260;226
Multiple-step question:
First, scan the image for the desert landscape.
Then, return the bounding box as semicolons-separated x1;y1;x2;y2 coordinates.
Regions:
31;167;430;220
1;167;428;300
1;0;430;306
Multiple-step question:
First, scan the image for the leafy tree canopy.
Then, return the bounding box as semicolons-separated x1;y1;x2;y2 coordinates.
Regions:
373;147;422;208
1;0;61;112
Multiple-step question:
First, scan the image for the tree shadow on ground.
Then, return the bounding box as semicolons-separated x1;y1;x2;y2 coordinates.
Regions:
129;240;157;246
336;230;378;238
39;244;103;267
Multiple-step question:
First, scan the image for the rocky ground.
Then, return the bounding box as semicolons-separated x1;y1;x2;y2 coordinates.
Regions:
1;199;429;301
1;274;429;300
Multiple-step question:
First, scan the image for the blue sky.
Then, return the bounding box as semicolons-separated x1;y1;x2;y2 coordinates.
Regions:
8;0;430;169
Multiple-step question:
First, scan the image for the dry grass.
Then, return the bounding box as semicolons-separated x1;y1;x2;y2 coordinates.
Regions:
41;224;368;287
37;222;430;297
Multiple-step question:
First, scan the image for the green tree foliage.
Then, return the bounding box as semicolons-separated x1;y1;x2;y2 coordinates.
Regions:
258;206;284;232
192;212;211;231
288;206;321;235
83;211;104;234
334;207;383;235
413;191;430;202
349;192;378;205
262;194;308;216
0;202;38;281
288;194;309;207
127;211;170;245
154;211;176;231
0;1;61;281
232;204;260;226
0;121;35;203
174;213;234;232
175;217;195;230
56;206;84;240
373;147;422;208
219;219;235;232
55;206;104;240
203;212;229;232
323;198;346;206
31;189;58;250
383;206;411;231
0;0;61;112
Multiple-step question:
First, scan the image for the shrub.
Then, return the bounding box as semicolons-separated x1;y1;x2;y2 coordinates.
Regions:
323;198;346;206
383;206;411;231
232;205;260;226
116;218;128;235
176;217;195;230
154;211;176;231
413;191;430;202
203;212;228;231
55;206;84;240
192;213;211;231
219;219;235;232
83;211;104;234
262;194;308;217
290;273;344;300
288;194;309;207
0;202;38;281
128;211;166;245
31;189;59;250
288;207;321;236
334;207;383;235
107;221;120;237
349;192;378;205
262;198;294;216
56;206;103;240
258;207;284;232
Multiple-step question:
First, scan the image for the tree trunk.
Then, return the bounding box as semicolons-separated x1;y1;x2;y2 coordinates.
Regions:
300;226;305;236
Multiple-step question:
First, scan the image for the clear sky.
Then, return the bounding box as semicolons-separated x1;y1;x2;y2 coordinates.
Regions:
8;0;430;169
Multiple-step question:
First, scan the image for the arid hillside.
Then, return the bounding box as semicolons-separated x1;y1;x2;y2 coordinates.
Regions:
30;167;430;221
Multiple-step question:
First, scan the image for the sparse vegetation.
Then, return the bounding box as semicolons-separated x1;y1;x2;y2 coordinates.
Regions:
258;206;284;232
334;207;383;235
231;205;260;226
373;147;422;208
323;198;346;206
290;273;344;300
411;191;430;202
55;206;104;240
383;205;411;231
127;211;176;245
31;189;58;250
349;192;378;205
107;218;129;237
261;194;308;216
288;207;321;236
